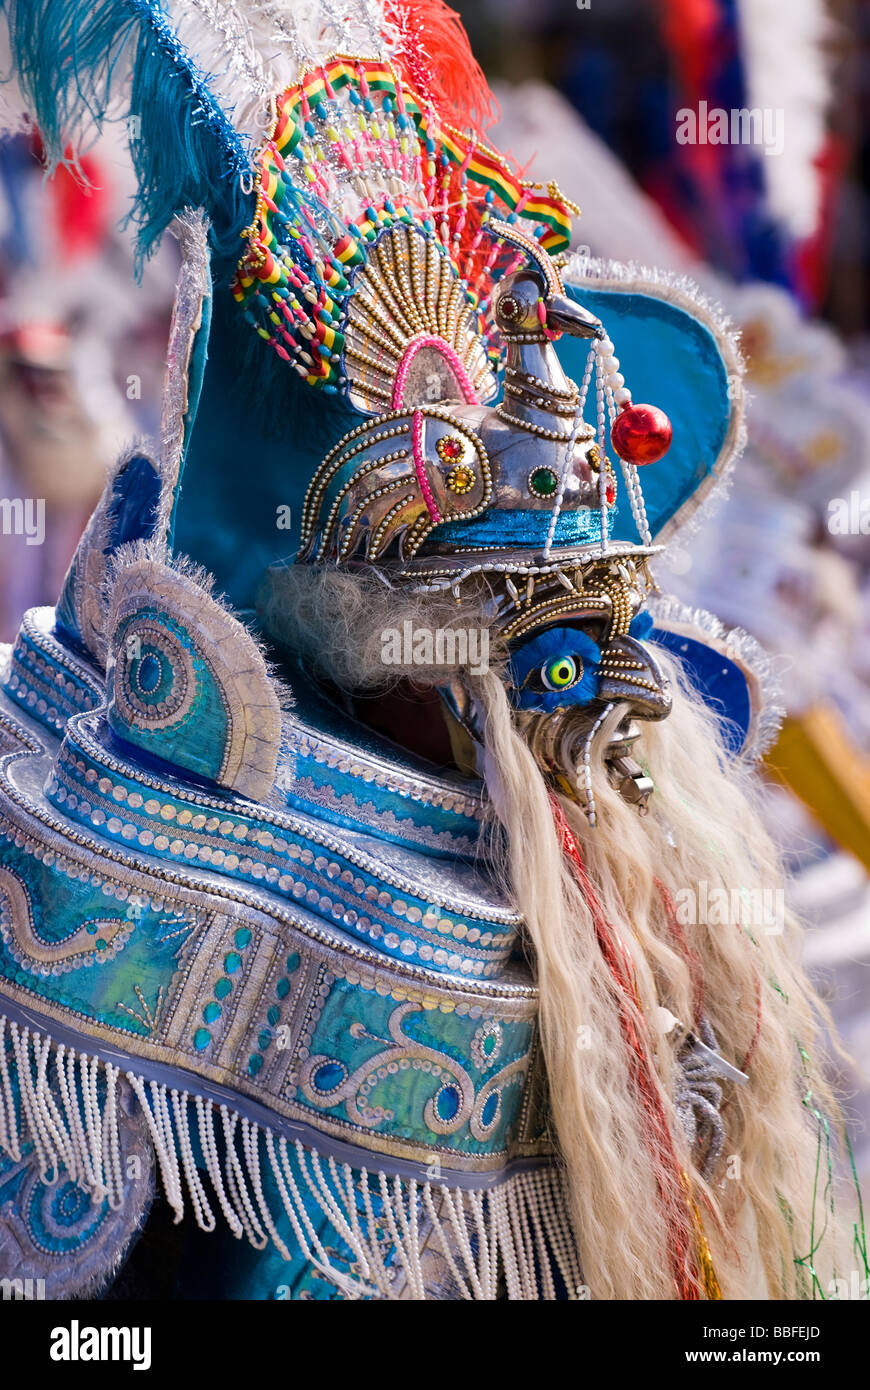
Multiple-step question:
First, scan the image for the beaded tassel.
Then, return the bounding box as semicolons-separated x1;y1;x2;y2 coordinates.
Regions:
0;1013;583;1301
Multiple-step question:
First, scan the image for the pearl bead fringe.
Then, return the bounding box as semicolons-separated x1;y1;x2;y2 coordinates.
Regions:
0;1013;582;1301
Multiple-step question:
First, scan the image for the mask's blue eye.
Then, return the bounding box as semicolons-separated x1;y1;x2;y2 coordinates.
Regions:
508;627;602;712
542;655;580;691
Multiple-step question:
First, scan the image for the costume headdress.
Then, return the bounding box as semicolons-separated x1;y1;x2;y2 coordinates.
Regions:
0;0;858;1302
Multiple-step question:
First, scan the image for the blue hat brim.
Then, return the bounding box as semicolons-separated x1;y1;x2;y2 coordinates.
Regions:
555;264;744;547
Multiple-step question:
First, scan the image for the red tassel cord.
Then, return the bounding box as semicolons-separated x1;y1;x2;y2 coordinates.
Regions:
655;877;705;1026
657;876;763;1077
550;795;703;1299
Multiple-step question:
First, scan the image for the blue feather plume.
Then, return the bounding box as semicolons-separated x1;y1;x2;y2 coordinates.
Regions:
508;627;602;713
0;0;255;276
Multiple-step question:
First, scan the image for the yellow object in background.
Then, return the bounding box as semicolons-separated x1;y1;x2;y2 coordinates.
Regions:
766;705;870;872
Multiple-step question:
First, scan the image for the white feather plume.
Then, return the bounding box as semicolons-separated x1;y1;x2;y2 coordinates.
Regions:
166;0;399;138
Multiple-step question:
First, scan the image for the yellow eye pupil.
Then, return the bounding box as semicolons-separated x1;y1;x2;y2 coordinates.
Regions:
542;656;579;690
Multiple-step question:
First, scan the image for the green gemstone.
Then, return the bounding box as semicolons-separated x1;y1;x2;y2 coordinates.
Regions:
214;976;232;1000
193;1027;211;1051
203;1001;221;1024
529;467;558;498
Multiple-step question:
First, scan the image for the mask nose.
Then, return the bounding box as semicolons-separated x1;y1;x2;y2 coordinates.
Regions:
544;293;605;339
597;634;672;721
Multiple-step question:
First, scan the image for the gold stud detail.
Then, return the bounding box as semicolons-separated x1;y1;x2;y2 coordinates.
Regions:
446;464;475;495
436;435;466;466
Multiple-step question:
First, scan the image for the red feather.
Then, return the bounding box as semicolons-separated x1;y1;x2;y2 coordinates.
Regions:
385;0;497;138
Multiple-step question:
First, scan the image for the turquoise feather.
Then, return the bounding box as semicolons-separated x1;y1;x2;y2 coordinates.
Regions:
0;0;255;274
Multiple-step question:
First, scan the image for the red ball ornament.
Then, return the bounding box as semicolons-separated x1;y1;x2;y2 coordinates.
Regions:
610;403;672;465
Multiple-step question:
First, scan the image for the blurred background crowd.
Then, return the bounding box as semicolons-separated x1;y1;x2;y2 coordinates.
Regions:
0;0;869;1180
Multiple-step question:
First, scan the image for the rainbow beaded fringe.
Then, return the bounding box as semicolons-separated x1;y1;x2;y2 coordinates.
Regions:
232;56;577;393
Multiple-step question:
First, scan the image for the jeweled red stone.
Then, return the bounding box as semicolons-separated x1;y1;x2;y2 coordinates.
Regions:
605;481;615;505
610;403;672;465
440;436;463;460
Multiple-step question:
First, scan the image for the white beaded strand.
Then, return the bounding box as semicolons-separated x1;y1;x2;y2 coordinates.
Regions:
387;1172;426;1299
125;1073;185;1220
301;1142;377;1282
196;1095;245;1239
593;345;611;553
221;1104;268;1247
34;1030;77;1182
422;1182;474;1298
605;378;653;546
335;1158;378;1280
12;1026;55;1179
239;1116;297;1258
542;343;596;559
597;335;632;409
0;1015;587;1300
60;1045;91;1185
172;1088;216;1231
535;1168;583;1295
0;1016;21;1160
490;1183;523;1298
580;701;615;828
82;1052;105;1192
358;1163;396;1294
273;1134;359;1290
102;1062;124;1209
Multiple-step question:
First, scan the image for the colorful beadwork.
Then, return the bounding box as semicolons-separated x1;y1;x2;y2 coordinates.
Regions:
232;57;577;400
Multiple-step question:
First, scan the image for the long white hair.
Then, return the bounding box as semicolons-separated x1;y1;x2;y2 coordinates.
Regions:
474;657;854;1298
262;565;857;1299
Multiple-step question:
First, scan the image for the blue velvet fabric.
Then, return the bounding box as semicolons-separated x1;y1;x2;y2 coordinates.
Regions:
104;455;163;550
650;627;751;756
56;454;163;650
557;286;733;545
171;294;358;609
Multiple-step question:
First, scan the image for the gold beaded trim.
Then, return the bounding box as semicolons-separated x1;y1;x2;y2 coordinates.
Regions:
506;383;579;417
369;491;418;560
597;669;661;694
306;408;493;561
504;365;579;401
494;405;575;442
501;595;610;644
321;453;410;562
